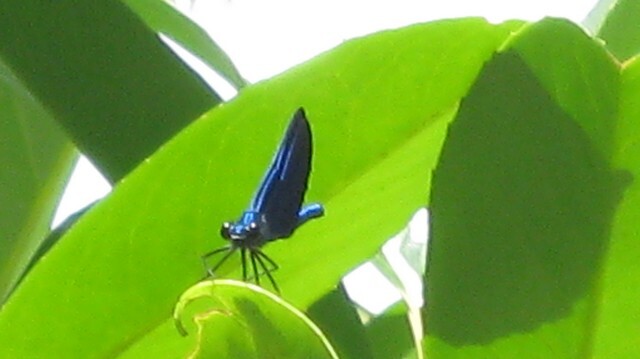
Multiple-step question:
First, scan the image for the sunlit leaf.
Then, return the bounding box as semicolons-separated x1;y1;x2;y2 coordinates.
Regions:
593;55;640;358
0;18;515;357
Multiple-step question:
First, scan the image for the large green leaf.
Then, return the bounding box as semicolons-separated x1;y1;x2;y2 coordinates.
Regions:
0;0;219;182
0;18;516;357
425;19;622;357
123;0;248;90
0;59;75;304
592;56;640;357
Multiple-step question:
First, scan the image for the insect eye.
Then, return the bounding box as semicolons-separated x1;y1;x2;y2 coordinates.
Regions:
245;222;260;236
220;222;232;240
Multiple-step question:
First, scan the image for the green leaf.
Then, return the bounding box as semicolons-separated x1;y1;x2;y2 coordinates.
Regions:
0;0;219;182
592;56;640;358
592;0;640;61
425;19;621;358
0;18;515;357
124;0;248;90
19;202;97;286
0;59;75;304
173;280;338;358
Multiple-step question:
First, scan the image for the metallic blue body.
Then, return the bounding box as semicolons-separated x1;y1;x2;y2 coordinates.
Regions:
203;108;324;293
224;204;324;248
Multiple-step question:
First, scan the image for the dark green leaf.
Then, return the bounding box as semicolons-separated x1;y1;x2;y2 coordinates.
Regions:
0;0;219;181
308;285;374;359
367;304;415;359
425;20;620;356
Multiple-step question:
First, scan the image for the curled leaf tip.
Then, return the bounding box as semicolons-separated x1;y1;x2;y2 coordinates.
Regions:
174;316;189;337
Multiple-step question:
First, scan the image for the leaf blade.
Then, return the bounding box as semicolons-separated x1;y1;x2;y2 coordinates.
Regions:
0;59;75;304
0;0;219;181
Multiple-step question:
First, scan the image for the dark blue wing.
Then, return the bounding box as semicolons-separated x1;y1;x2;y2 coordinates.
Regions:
250;108;313;239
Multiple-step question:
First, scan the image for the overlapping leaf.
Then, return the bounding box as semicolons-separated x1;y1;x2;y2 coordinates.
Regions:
424;18;640;358
0;0;219;181
0;60;74;304
124;0;248;90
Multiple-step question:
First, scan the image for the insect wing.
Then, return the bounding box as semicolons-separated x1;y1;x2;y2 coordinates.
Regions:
250;108;313;238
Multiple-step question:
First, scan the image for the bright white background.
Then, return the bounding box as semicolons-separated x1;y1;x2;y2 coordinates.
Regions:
52;0;599;313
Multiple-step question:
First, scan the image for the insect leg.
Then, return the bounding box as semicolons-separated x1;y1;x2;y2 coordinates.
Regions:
253;250;280;294
240;247;248;282
254;249;279;273
250;250;261;286
201;245;235;277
